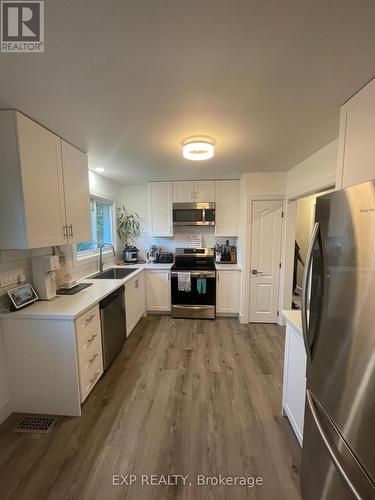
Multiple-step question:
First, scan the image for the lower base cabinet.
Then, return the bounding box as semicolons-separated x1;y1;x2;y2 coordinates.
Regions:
216;270;240;315
146;269;171;312
1;305;104;417
125;272;146;336
282;320;307;446
75;305;103;402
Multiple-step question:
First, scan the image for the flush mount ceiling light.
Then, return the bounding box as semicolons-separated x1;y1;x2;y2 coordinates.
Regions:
182;136;215;161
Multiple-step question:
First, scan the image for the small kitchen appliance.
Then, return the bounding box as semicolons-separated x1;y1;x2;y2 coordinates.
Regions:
32;255;60;300
147;245;160;263
123;245;139;263
7;283;38;310
158;252;174;264
173;202;215;226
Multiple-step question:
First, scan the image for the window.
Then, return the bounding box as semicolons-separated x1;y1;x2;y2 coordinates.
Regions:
76;198;114;255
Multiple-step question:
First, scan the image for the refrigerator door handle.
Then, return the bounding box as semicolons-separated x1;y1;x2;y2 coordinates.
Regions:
306;390;362;500
301;221;319;364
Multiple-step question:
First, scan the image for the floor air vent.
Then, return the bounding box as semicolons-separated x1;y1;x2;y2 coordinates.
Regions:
14;415;57;434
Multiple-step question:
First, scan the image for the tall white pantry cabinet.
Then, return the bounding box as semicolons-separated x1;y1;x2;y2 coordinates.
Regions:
0;110;91;249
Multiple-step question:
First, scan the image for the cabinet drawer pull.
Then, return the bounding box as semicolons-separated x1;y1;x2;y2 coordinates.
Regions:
86;352;99;368
85;333;97;348
85;313;96;325
89;371;100;385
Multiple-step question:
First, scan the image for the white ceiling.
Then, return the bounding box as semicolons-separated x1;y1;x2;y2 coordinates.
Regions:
1;0;375;184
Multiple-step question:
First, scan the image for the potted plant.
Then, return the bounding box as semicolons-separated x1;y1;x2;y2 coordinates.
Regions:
116;205;142;262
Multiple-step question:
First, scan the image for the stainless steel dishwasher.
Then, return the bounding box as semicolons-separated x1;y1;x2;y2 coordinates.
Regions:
99;286;126;370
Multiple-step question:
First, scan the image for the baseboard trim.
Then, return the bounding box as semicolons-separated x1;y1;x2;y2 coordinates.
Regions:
238;312;248;324
0;399;12;424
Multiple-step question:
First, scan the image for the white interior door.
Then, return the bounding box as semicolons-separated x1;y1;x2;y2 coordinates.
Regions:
250;200;283;323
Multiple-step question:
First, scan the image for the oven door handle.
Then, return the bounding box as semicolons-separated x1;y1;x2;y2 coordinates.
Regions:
171;271;216;278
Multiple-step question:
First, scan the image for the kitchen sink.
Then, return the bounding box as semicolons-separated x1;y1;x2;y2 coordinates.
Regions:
90;267;138;280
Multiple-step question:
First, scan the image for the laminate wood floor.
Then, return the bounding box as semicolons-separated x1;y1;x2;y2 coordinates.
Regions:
0;316;302;500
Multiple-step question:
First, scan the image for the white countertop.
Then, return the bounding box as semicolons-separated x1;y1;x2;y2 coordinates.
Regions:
0;261;241;321
215;263;241;270
281;309;302;332
124;263;173;270
0;263;172;321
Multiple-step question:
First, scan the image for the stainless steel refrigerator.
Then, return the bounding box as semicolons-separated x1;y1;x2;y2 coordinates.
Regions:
301;180;375;499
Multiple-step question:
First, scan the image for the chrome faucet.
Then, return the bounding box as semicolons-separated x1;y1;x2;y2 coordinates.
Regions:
98;243;115;272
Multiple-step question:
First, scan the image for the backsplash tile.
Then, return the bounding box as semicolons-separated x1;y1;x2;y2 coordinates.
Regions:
0;246;116;307
128;226;237;262
0;227;236;306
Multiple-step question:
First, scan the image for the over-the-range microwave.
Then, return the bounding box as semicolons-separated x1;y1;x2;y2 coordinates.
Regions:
173;202;215;226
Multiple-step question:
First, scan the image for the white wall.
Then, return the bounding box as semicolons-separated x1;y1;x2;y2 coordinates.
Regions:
242;172;287;195
280;140;338;320
286;139;338;199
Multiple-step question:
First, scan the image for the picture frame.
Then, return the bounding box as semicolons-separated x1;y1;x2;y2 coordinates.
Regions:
7;283;39;310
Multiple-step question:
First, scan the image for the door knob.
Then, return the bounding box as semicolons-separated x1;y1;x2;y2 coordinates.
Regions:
252;269;264;275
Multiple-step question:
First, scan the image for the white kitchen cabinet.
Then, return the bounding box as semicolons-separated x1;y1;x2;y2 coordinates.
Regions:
1;305;103;416
282;315;307;446
61;140;91;244
146;269;171;312
0;110;66;248
172;180;215;202
0;110;91;249
336;77;375;189
216;269;240;315
173;181;194;202
149;182;173;236
193;181;216;201
75;305;103;403
215;180;239;236
125;272;146;336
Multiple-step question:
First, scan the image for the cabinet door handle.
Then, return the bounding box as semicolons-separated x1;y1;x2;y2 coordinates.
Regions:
168;273;170;281
63;225;68;239
218;273;220;282
68;224;73;238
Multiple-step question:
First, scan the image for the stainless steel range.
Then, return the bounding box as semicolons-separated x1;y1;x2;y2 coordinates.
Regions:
171;248;216;319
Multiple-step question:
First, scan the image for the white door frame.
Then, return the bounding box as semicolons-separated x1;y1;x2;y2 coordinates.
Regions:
239;193;286;325
249;199;284;323
278;182;336;325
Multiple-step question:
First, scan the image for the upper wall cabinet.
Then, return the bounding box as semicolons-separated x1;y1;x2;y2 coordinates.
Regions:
0;110;91;249
172;181;194;202
61;140;91;244
336;78;375;189
215;180;239;237
173;180;215;202
149;182;173;236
